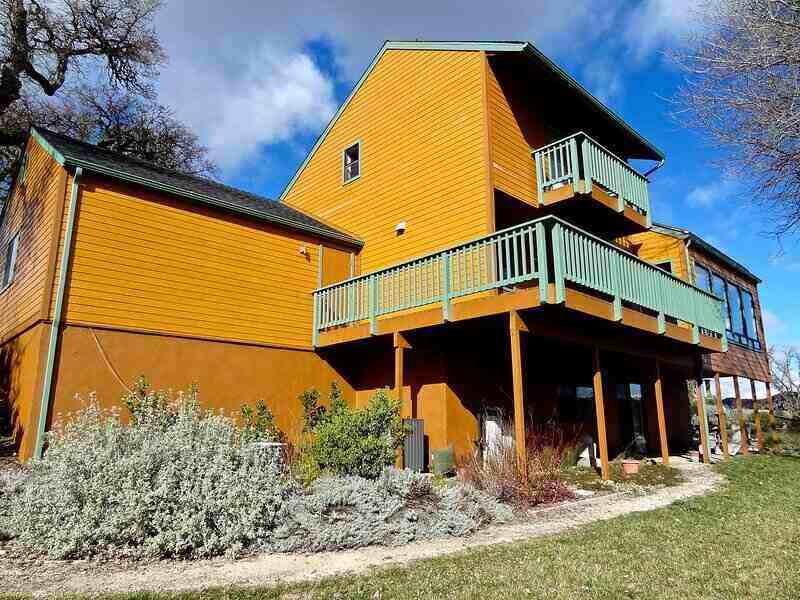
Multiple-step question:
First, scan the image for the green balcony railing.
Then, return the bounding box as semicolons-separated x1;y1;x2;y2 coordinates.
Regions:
312;217;726;348
532;132;651;226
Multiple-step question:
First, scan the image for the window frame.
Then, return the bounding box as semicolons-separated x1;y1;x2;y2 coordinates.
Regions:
693;260;762;352
2;232;20;291
653;259;675;274
341;140;362;185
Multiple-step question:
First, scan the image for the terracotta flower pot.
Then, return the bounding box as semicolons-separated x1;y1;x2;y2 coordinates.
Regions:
622;459;640;475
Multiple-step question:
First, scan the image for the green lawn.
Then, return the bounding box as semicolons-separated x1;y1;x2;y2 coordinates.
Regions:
14;456;800;600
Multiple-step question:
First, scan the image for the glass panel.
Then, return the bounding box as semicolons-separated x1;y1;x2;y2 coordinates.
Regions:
741;289;758;342
728;282;744;335
695;264;712;291
711;274;729;328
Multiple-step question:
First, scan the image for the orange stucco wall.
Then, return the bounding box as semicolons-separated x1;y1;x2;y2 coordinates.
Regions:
37;325;355;453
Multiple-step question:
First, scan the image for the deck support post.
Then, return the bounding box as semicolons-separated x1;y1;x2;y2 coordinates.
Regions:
766;381;777;448
733;376;749;455
653;360;670;466
694;379;711;464
713;373;730;459
750;379;764;452
394;332;411;469
509;311;528;470
592;347;611;480
394;332;411;418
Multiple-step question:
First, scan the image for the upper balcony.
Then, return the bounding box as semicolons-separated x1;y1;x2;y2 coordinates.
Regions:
312;216;726;353
531;132;652;231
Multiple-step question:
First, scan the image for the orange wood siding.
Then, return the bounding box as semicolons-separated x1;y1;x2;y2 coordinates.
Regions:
283;49;491;274
622;231;690;281
486;57;540;206
0;140;66;339
63;176;342;349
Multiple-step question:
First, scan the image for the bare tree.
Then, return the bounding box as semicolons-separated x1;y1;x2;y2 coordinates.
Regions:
672;0;800;237
0;0;216;194
769;345;800;414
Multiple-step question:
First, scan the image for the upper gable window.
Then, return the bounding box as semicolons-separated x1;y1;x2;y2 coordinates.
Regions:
342;141;361;184
2;233;19;289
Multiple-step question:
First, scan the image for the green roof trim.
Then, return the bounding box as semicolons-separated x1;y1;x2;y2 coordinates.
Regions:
278;39;664;201
30;128;65;165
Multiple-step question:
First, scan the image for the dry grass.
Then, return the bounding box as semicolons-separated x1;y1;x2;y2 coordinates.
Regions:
457;426;574;508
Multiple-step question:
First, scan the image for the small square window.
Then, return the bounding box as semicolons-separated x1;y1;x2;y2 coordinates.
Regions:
2;233;19;289
654;261;673;274
342;142;360;184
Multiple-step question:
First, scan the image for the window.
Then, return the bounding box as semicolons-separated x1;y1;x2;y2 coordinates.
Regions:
2;234;19;289
695;261;761;351
695;264;712;292
342;141;360;183
711;273;729;329
728;282;744;335
654;261;673;274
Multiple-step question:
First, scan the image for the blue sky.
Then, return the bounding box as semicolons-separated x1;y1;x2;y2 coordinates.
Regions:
153;0;798;352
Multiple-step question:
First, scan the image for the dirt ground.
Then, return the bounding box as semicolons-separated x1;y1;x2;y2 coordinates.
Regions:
0;459;724;596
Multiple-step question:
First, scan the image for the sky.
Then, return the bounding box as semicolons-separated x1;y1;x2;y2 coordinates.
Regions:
151;0;800;359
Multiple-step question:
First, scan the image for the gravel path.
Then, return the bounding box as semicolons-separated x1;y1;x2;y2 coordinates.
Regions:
0;459;724;596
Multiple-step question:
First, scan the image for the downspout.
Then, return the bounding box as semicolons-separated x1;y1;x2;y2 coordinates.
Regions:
643;158;665;179
34;167;82;459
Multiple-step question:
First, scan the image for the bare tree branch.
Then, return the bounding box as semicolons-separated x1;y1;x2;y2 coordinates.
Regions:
0;1;217;198
769;345;800;414
671;0;800;238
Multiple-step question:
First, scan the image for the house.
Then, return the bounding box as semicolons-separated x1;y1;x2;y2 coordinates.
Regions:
0;41;771;476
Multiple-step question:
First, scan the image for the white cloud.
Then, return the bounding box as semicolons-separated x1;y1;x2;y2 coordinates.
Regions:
158;46;336;174
622;0;702;62
582;57;624;103
686;178;739;208
763;309;785;339
150;0;707;177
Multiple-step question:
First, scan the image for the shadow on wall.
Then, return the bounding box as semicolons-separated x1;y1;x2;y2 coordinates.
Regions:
0;338;24;454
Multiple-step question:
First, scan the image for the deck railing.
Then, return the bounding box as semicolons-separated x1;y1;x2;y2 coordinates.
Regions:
313;217;725;347
533;132;651;225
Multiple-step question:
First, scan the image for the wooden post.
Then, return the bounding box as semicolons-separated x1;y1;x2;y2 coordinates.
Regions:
509;311;529;469
713;373;730;459
394;332;411;469
393;332;411;416
750;379;764;451
766;381;778;448
592;347;611;480
694;380;711;464
653;360;670;466
733;376;749;455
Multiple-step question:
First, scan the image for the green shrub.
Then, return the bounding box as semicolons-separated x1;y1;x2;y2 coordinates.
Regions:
431;446;455;476
302;384;406;479
240;399;282;443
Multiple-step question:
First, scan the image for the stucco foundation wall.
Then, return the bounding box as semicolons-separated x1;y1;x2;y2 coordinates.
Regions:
0;322;48;460
40;325;353;454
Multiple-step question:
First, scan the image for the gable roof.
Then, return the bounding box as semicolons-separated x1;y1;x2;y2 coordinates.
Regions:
652;223;760;283
30;127;362;248
279;39;664;201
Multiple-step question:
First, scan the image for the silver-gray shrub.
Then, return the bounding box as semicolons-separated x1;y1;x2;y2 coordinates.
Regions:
2;394;298;559
1;390;511;559
267;469;512;553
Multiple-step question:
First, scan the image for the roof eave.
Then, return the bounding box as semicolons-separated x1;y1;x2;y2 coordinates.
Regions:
688;234;761;284
518;43;664;162
52;149;363;248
